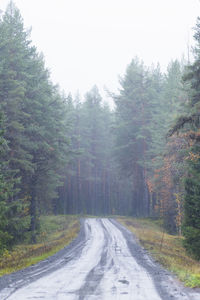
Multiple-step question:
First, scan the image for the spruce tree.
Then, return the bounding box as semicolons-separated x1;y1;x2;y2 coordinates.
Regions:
168;17;200;257
0;111;28;251
114;58;153;216
0;2;72;242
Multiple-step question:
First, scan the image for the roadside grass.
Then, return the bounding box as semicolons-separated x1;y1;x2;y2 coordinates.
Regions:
117;217;200;288
0;215;80;277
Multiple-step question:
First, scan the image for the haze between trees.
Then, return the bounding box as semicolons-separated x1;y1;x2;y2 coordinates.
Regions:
0;1;200;263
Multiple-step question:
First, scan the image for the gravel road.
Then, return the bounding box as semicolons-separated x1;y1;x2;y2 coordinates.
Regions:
0;218;199;299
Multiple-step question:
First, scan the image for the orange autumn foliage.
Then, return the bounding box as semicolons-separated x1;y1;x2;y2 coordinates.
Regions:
148;135;187;231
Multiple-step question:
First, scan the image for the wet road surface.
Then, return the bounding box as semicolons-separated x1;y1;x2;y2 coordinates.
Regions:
0;218;199;299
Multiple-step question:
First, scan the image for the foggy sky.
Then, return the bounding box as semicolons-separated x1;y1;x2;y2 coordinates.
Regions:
0;0;199;102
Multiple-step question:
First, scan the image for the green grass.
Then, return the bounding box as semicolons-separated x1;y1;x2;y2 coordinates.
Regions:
2;214;199;288
0;215;80;276
117;217;200;288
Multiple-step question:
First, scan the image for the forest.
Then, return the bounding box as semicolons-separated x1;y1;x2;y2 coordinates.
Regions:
0;2;200;260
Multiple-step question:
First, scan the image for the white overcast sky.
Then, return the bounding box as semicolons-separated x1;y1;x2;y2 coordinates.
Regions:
0;0;200;101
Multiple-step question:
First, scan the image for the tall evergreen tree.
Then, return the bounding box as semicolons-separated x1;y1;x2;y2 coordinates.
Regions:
114;58;154;216
0;2;72;242
0;111;28;251
168;17;200;257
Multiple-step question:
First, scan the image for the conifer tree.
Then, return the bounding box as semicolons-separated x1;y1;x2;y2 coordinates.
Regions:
114;58;154;216
0;111;28;250
168;17;200;257
0;2;72;242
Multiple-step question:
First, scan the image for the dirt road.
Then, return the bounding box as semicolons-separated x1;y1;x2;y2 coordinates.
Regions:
0;218;199;299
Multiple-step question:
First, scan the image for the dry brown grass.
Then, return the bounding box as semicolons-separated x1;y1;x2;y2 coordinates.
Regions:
117;217;200;288
0;215;80;276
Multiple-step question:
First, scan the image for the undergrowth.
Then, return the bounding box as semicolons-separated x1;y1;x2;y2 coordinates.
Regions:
117;217;200;288
0;215;79;276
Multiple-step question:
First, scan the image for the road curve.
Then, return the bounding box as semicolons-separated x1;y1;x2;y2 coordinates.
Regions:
0;218;199;300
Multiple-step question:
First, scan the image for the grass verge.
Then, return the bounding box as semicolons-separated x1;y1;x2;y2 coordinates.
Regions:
0;215;79;277
117;217;200;288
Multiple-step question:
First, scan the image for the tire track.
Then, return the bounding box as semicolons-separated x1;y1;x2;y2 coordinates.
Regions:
0;218;199;300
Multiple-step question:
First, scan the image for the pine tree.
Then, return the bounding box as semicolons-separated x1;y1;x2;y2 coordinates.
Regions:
114;58;154;216
183;153;200;258
56;87;133;216
150;60;187;231
168;17;200;257
0;111;28;251
0;2;72;243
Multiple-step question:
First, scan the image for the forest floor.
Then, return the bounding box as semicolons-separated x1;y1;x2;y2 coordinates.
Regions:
0;215;80;277
117;217;200;289
0;218;199;300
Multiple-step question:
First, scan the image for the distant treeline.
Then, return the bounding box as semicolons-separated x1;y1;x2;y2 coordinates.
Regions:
0;2;200;260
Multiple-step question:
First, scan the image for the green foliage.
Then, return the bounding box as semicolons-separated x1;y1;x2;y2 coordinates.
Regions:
183;226;200;259
0;112;27;252
182;172;200;259
185;274;200;288
57;86;133;216
0;1;72;247
169;16;200;257
0;215;79;276
113;59;151;216
112;56;188;230
0;1;199;265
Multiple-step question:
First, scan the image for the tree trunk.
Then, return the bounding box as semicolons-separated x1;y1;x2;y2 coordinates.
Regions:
30;176;37;244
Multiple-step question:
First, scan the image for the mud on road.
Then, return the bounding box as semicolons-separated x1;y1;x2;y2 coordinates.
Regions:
0;218;199;299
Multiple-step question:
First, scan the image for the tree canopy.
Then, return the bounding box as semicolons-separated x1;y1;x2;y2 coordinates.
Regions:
0;1;200;260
